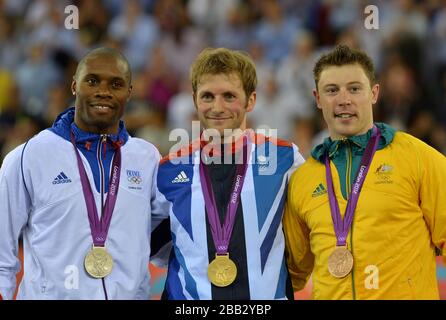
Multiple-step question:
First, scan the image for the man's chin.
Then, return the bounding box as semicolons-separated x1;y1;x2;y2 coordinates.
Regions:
87;119;118;134
330;127;354;140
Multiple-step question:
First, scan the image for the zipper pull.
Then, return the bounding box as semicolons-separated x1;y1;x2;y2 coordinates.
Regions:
101;134;107;159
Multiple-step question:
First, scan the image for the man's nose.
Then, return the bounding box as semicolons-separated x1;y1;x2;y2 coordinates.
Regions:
211;96;225;112
337;88;352;106
94;82;112;98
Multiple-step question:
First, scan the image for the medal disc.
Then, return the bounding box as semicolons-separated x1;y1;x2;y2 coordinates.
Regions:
327;246;354;278
84;246;114;278
207;254;237;287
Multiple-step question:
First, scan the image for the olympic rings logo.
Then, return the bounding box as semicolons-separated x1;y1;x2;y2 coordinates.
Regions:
128;176;142;184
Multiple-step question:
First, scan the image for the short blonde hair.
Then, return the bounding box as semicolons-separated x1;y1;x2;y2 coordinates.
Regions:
190;47;257;97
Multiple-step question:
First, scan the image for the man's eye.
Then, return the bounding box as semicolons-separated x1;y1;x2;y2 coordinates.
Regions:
224;93;235;100
86;78;98;85
201;94;213;101
112;81;123;88
326;88;338;94
350;86;360;93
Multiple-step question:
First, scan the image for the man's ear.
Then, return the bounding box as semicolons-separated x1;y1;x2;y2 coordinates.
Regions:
71;80;76;96
246;91;256;112
127;85;133;102
313;89;322;110
371;84;379;104
192;92;198;110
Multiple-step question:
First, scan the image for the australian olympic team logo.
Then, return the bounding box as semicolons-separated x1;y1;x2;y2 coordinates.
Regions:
126;170;142;185
374;163;394;184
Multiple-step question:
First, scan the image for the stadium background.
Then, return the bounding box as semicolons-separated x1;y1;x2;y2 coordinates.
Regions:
1;0;445;299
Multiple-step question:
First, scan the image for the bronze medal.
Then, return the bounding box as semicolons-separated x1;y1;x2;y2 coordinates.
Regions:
208;254;237;287
327;246;354;278
84;246;114;278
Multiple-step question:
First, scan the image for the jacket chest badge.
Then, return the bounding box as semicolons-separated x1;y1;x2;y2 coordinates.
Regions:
374;163;394;184
257;155;271;172
127;169;142;190
312;183;327;197
52;171;72;185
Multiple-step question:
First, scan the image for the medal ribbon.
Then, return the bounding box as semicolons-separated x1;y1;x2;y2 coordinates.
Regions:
325;126;381;247
70;132;121;247
200;136;250;255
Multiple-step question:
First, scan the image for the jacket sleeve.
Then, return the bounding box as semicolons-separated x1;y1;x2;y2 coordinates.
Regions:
283;171;314;292
0;144;31;299
417;140;446;263
149;152;172;268
291;143;306;173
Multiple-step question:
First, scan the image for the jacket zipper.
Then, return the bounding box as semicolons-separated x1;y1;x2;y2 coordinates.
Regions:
97;134;109;300
344;139;356;300
98;135;107;212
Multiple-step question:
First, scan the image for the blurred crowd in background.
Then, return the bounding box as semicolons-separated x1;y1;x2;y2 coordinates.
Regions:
1;0;446;164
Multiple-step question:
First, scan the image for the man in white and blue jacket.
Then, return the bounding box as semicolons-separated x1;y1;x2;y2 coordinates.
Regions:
0;47;168;299
154;48;305;300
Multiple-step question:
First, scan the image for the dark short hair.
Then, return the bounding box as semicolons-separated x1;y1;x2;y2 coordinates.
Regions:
74;47;132;84
190;47;257;97
313;45;376;89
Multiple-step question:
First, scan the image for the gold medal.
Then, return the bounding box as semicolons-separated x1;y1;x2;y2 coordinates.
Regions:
327;246;354;278
84;246;114;278
207;254;237;287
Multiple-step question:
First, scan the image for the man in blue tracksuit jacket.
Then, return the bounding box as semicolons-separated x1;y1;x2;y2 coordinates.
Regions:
154;48;305;299
0;47;168;299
